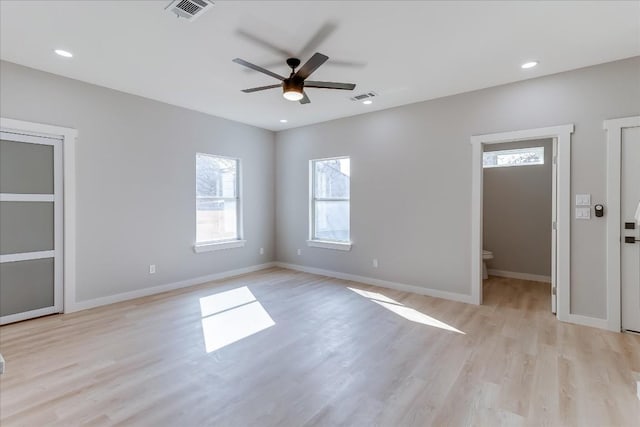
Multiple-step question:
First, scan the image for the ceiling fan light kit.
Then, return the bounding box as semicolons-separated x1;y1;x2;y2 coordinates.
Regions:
283;81;304;101
233;52;356;105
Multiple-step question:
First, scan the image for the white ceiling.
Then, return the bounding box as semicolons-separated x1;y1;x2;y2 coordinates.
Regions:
1;1;639;131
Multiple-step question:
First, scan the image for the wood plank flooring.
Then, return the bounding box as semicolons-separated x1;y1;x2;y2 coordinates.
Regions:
1;268;639;426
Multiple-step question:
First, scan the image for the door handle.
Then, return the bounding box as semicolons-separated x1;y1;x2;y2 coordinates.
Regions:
625;236;639;244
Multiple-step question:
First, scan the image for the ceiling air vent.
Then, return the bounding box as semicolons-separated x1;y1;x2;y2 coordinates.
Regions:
350;92;377;101
165;0;213;21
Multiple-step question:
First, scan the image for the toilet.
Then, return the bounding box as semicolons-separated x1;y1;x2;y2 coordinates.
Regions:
482;250;493;280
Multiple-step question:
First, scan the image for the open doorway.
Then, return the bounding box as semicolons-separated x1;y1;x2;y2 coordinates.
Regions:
481;139;555;312
470;125;573;322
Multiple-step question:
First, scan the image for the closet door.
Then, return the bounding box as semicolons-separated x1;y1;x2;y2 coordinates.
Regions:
0;131;63;324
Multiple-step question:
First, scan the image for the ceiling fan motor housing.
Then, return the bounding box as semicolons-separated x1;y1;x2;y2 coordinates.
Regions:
286;57;301;70
283;76;304;95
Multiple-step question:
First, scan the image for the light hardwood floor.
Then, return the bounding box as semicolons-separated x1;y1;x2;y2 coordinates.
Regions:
1;268;639;426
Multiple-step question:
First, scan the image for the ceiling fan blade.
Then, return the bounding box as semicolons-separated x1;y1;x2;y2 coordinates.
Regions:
236;29;294;58
241;84;282;93
257;58;365;73
326;59;367;68
243;60;282;72
304;81;356;90
232;58;285;81
295;53;329;80
299;92;311;104
298;22;338;59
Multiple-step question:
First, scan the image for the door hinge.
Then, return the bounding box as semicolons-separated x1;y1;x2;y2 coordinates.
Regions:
553;155;557;165
552;221;557;230
552;287;557;295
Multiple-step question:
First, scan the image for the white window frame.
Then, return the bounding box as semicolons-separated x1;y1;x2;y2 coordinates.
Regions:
482;146;545;169
194;153;245;253
307;156;352;251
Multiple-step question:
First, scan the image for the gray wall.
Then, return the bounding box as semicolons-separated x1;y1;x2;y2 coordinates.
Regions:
0;61;276;302
483;139;552;277
2;57;639;319
275;57;640;319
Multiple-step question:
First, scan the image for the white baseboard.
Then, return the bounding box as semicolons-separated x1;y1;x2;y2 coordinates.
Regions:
65;260;613;333
557;312;609;330
274;262;475;304
67;262;276;313
487;269;551;283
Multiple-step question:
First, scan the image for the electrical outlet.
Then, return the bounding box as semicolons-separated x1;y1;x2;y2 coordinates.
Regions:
259;247;264;255
372;258;379;268
149;264;156;274
297;249;302;256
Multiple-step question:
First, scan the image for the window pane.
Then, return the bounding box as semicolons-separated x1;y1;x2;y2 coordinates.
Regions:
0;258;54;317
483;147;544;168
0;201;54;255
196;154;237;198
197;199;237;242
314;158;350;199
314;200;349;242
0;139;54;194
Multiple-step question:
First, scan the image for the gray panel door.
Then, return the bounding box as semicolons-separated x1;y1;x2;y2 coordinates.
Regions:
0;130;63;324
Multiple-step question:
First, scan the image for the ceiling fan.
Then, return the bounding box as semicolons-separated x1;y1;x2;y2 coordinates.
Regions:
232;52;356;104
236;23;366;70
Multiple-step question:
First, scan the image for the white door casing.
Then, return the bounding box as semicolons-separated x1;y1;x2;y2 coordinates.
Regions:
604;116;640;332
0;131;62;324
470;124;573;323
551;138;558;314
0;117;77;317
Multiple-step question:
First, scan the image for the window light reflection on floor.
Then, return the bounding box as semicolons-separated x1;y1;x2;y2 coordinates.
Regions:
348;287;465;334
199;286;275;353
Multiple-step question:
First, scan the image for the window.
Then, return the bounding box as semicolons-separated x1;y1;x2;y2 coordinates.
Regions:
309;157;351;250
483;146;544;168
195;154;244;251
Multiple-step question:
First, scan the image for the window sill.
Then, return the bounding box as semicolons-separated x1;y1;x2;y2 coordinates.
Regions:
306;240;352;251
194;240;246;253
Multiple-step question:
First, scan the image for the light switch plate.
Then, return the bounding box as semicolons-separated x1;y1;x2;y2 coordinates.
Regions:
575;194;591;206
575;207;591;219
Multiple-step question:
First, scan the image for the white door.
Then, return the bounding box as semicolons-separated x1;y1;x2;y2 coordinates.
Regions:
0;130;63;325
621;125;640;332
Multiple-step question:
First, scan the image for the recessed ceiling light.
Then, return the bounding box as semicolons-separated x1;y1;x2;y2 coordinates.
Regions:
521;61;538;69
279;119;288;123
362;100;373;105
54;49;73;58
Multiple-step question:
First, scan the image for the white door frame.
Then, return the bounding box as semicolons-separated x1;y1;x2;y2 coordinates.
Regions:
0;131;63;324
604;116;640;332
0;117;77;315
470;124;573;323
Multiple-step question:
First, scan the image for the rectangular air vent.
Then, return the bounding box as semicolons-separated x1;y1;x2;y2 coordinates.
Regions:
350;92;377;101
165;0;213;21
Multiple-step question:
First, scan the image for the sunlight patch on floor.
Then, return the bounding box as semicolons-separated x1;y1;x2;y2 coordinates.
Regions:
200;286;275;353
348;287;464;334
